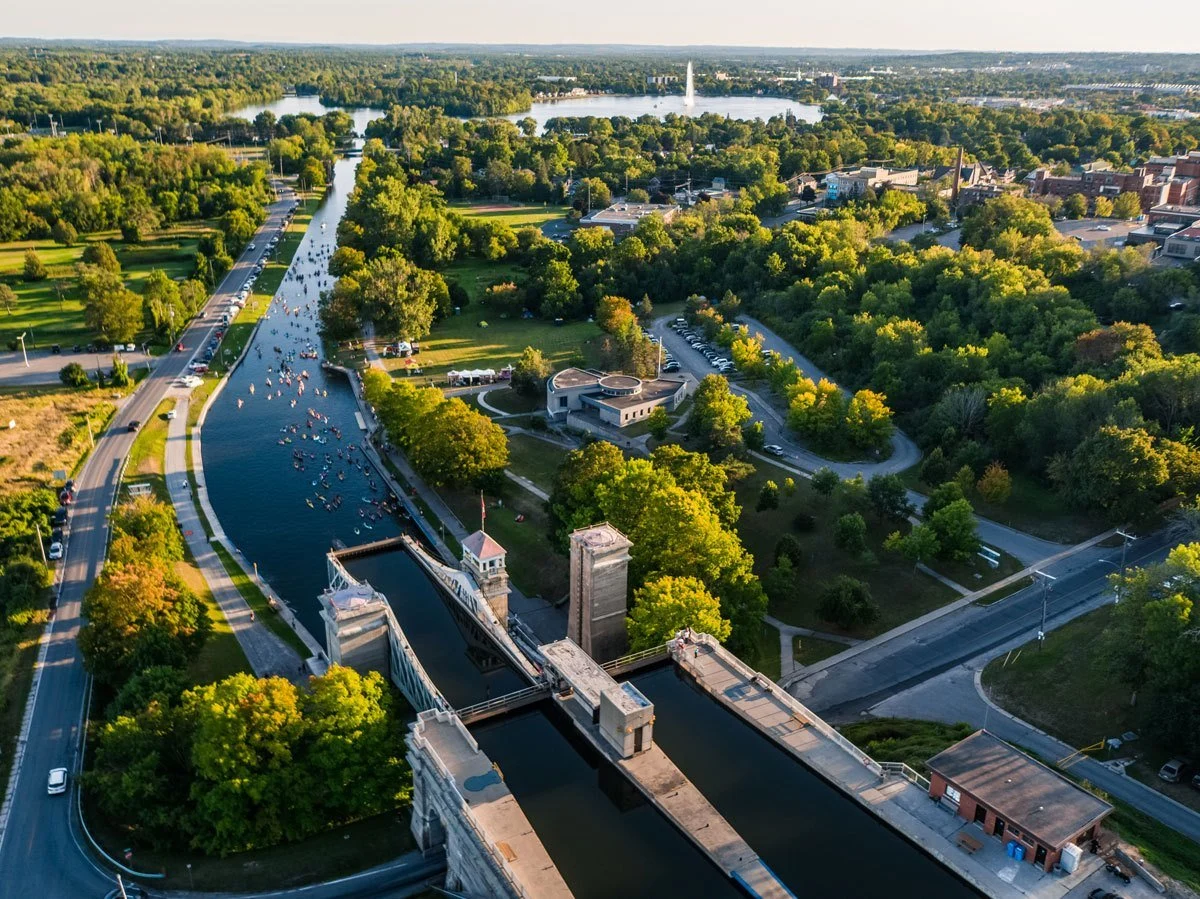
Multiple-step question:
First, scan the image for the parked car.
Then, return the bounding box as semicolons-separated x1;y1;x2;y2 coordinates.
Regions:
1088;890;1122;899
128;420;141;432
1159;758;1192;783
48;542;63;560
763;444;785;457
51;528;64;544
47;767;67;795
663;362;680;373
53;507;68;526
165;409;177;420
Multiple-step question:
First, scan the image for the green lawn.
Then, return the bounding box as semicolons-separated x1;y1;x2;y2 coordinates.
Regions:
736;619;782;681
793;634;846;667
732;457;956;639
478;386;543;416
383;300;605;382
449;201;569;230
0;225;210;348
175;559;251;686
125;399;176;503
506;434;567;492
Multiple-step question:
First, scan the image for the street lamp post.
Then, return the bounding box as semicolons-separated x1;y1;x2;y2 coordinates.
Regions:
15;332;28;367
1114;529;1137;604
1032;570;1057;650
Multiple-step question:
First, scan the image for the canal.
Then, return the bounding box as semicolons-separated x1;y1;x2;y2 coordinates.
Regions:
633;665;983;898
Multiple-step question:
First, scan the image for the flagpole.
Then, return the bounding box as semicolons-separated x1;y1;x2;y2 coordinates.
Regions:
480;490;486;533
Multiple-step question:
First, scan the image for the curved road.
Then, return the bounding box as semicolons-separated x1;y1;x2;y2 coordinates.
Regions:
0;187;298;896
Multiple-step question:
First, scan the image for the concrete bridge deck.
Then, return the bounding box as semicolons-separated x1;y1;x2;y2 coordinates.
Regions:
413;711;573;898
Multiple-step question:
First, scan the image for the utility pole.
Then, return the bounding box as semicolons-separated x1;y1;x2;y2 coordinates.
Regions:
16;332;28;367
1114;529;1137;603
1032;570;1057;650
35;523;46;564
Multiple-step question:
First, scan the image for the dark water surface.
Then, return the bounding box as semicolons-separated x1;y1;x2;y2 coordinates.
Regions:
633;666;982;898
471;706;743;899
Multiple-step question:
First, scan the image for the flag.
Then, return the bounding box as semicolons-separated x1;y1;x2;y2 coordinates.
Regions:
480;491;486;529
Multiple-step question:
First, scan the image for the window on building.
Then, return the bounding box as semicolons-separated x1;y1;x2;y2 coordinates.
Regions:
559;396;568;408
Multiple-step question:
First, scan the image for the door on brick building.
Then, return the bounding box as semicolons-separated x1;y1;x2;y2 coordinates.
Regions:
1035;845;1047;867
973;805;987;825
993;818;1006;838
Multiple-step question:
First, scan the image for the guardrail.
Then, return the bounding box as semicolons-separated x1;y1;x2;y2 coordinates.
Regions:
602;642;670;674
878;761;931;791
455;685;549;725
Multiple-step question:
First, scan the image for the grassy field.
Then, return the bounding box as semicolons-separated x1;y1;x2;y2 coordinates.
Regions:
731;457;957;639
449;201;569;230
0;385;117;495
477;386;543;416
0;225;210;348
125;399;176;503
902;466;1104;545
383;272;605;381
175;559;252;685
982;605;1200;814
793;634;847;667
739;619;782;680
505;434;567;492
87;802;415;891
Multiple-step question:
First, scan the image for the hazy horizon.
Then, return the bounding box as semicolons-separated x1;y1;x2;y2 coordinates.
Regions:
4;0;1196;56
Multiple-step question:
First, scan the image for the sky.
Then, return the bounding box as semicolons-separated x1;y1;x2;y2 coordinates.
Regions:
5;0;1196;55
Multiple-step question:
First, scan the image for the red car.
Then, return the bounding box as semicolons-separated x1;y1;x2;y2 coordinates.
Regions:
175;342;185;352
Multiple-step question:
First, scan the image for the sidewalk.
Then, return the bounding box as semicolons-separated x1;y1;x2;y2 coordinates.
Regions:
165;394;306;682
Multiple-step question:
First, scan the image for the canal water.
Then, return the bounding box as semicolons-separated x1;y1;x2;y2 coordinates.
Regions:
342;550;527;708
472;705;743;899
633;666;983;898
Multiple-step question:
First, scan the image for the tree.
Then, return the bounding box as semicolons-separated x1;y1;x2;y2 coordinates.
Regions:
647;405;670;440
110;354;131;388
811;466;840;497
52;220;78;246
787;377;846;450
742;420;765;451
575;177;611;214
834;512;868;555
927;499;979;561
110;497;185;563
1053;425;1169;521
82;276;143;344
408;397;509;488
688;375;751;449
884;524;941;568
79;561;211;686
81;241;121;272
976;462;1012;505
920;447;950;487
757;480;780;512
867;474;914;522
0;284;15;314
23;249;46;281
775;534;804;567
511;345;550;396
1093;196;1114;218
549;440;625;544
299;157;326;191
818;576;879;630
1111;192;1143;220
845;390;895;451
352;254;447;340
222;208;257;250
1063;193;1088;220
535;258;579;318
143;269;181;334
627;575;731;649
328;246;366;278
59;362;90;388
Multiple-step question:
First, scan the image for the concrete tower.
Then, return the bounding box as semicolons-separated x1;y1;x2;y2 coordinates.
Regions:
461;530;510;625
568;523;633;662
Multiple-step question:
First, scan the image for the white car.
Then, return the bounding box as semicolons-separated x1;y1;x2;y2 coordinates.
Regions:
248;243;256;251
48;542;63;560
47;767;67;795
763;445;786;457
180;375;203;388
1094;224;1111;231
166;409;177;420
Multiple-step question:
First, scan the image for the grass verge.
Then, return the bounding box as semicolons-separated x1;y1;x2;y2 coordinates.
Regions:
792;634;847;667
840;717;975;775
211;542;310;658
505;433;566;493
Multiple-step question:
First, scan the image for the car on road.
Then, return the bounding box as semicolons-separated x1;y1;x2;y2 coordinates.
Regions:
165;409;177;420
1094;225;1112;231
175;342;185;352
128;420;141;432
248;243;256;250
47;767;67;795
48;542;63;560
763;444;785;457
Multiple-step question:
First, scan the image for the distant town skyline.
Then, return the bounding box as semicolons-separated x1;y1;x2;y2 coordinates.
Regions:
4;0;1196;55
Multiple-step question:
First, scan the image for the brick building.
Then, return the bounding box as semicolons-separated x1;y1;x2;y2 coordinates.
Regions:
927;731;1112;873
1028;161;1199;212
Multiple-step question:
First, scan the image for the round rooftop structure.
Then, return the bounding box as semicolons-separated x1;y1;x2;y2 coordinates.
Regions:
599;374;642;397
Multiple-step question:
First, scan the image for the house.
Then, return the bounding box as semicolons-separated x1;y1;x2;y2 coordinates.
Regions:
825;167;919;203
927;731;1112;873
1163;224;1200;260
545;368;687;428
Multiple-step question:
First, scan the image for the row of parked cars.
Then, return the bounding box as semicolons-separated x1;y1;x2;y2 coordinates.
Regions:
670;317;736;374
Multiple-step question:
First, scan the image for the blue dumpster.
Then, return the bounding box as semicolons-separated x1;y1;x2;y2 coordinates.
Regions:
1006;841;1016;857
1014;844;1026;862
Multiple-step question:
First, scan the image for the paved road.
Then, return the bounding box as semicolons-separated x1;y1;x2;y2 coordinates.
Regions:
0;347;159;386
871;603;1200;847
788;529;1176;720
0;187;298;896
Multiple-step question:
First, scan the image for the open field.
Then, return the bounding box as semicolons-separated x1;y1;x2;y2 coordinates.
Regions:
505;433;567;492
448;201;569;230
982;606;1200;814
840;718;974;775
0;225;210;348
381;299;605;381
0;385;117;495
732;456;957;639
175;558;252;685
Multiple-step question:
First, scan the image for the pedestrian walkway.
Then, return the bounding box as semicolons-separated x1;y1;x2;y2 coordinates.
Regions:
165;394;306;682
504;469;549;502
765;615;862;680
476;388;516;418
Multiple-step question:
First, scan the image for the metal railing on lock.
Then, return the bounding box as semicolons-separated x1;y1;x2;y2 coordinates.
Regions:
877;762;931;791
454;685;549;724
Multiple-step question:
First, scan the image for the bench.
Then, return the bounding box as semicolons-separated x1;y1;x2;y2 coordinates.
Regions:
957;832;983;854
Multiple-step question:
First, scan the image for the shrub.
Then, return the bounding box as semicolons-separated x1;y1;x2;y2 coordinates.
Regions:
774;534;804;568
792;511;816;531
818;576;879;630
59;362;91;388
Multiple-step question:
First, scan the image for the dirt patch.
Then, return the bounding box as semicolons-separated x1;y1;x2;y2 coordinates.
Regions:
0;387;116;493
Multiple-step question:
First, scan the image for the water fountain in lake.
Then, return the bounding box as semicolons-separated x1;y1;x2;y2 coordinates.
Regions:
685;61;695;106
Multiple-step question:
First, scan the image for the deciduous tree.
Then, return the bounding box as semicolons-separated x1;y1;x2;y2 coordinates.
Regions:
627;575;731;649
